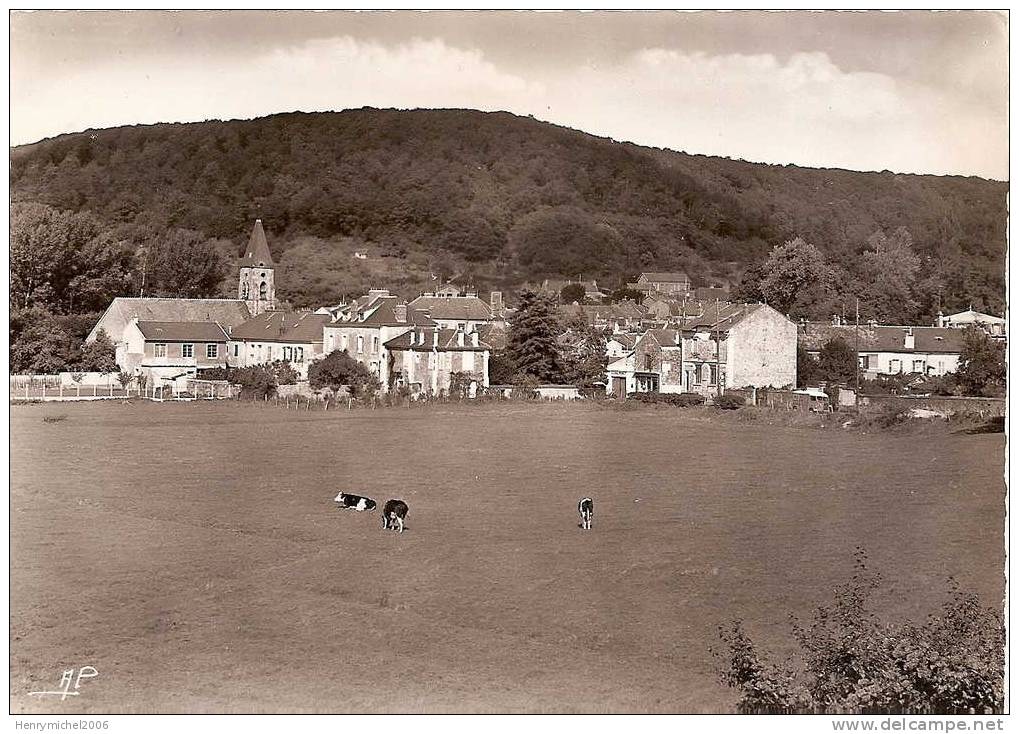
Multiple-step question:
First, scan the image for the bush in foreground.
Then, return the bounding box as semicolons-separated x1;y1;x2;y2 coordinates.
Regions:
627;392;705;407
714;393;746;410
713;549;1004;714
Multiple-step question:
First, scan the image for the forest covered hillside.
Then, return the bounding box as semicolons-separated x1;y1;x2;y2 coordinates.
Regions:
10;108;1007;316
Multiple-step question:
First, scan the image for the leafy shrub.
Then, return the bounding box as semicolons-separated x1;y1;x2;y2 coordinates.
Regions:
509;374;541;400
715;393;746;410
308;350;380;398
715;549;1004;714
627;392;705;407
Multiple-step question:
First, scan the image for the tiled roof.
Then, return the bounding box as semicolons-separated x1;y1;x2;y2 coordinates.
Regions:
607;333;637;348
639;271;689;283
798;323;967;354
409;295;494;321
384;327;492;352
344;297;435;327
230;311;328;343
643;328;681;346
136;321;229;342
478;323;509;351
89;298;251;343
238;219;274;268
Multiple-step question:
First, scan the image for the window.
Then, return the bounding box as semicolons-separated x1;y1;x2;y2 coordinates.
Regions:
341;334;348;350
889;359;901;374
912;360;924;373
283;346;292;361
154;343;167;358
242;282;250;299
182;344;194;358
259;281;268;300
296;347;304;363
233;344;239;357
207;344;218;359
644;354;654;371
462;351;475;371
357;336;364;354
859;355;869;369
372;336;379;353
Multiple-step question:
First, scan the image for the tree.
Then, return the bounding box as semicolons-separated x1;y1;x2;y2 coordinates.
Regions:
797;344;821;388
818;336;857;385
955;327;1005;397
560;314;608;387
506;290;565;383
559;283;586;304
508;206;623;278
608;286;646;305
756;238;838;318
10;203;134;313
77;330;118;373
308;350;381;398
857;228;922;322
146;229;227;299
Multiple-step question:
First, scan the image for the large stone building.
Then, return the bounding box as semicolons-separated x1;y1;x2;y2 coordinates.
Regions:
800;322;968;378
606;303;797;399
119;320;231;384
384;326;491;397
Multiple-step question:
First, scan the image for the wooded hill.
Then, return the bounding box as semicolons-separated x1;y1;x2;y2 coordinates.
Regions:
10;108;1006;316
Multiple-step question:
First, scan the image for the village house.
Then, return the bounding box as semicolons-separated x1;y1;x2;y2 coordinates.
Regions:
606;329;683;397
227;310;330;379
119;319;230;388
384;326;491;397
605;303;797;399
630;271;692;295
409;291;502;331
323;294;436;388
937;309;1006;339
799;322;967;378
606;333;637;360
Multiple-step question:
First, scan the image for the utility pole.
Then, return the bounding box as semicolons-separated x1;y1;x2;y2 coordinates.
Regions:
854;297;860;406
715;298;722;399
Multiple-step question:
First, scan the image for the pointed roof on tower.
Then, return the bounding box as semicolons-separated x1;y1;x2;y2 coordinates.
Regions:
239;219;274;268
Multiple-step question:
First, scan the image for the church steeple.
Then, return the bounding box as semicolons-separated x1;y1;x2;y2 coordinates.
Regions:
238;219;276;315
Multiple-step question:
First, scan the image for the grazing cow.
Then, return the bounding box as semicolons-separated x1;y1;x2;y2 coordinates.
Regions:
578;497;594;530
334;492;377;512
382;499;409;533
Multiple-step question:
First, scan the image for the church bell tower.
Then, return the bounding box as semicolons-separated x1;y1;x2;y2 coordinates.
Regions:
238;219;276;316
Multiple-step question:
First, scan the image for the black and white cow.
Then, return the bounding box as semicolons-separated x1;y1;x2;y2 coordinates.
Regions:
578;497;594;530
382;499;409;533
334;492;377;512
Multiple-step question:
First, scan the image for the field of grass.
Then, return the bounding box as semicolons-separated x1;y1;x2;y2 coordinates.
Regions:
10;400;1005;713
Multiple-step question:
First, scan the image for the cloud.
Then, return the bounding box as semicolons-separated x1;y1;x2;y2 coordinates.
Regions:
11;36;1006;179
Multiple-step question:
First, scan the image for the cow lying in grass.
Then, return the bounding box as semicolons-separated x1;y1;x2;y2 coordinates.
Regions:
382;499;409;533
578;497;594;530
334;492;377;512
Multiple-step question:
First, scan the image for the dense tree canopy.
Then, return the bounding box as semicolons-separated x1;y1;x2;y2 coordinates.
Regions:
506;290;566;383
10;109;1005;318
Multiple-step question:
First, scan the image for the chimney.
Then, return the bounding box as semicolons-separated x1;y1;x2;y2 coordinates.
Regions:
471;332;479;347
394;304;407;323
936;310;945;328
904;328;915;350
490;291;503;313
457;331;465;347
432;331;439;347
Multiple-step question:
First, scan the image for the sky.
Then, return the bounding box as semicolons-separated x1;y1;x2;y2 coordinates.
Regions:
9;10;1009;179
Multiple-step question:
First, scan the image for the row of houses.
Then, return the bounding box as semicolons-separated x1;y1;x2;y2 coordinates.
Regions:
85;220;1003;399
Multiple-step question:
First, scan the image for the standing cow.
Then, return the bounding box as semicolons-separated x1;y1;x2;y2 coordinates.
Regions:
382;499;409;533
578;497;594;530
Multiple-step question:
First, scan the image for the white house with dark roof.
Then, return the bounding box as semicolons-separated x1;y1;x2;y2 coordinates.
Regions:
120;319;230;387
937;309;1006;339
228;311;329;378
799;322;967;378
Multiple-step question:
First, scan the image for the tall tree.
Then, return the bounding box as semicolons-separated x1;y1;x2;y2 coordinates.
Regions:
955;327;1005;397
506;290;565;383
146;229;227;299
857;228;922;322
818;336;857;384
756;238;838;318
